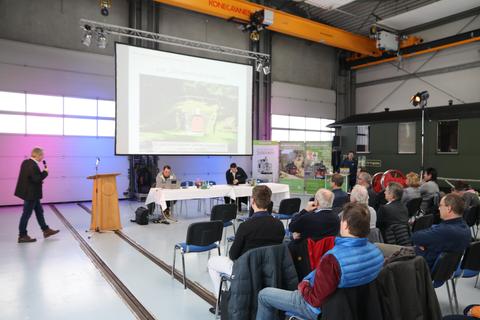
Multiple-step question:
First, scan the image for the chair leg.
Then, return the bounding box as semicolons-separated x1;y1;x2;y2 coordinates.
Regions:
446;280;454;314
232;223;236;235
217;246;221;257
215;277;225;319
181;252;186;289
475;274;479;288
451;279;459;314
172;246;177;278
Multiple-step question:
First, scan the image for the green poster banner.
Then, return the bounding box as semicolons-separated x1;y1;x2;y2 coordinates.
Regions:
304;141;332;195
279;142;305;194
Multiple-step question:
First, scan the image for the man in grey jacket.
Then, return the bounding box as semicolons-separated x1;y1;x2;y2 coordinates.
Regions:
155;165;177;213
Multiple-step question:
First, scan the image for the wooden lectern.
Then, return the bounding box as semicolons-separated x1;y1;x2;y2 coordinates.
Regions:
87;173;122;231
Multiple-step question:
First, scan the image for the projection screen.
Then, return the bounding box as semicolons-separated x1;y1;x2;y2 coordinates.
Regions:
115;43;253;155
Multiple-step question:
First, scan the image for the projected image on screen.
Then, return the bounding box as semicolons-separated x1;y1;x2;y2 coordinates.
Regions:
139;75;239;153
115;43;253;155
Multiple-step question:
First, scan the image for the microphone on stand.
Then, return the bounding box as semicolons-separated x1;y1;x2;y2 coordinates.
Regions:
95;157;100;175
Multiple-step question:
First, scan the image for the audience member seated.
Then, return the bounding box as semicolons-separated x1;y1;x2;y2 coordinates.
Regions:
452;180;480;209
331;174;349;211
357;171;378;209
256;203;384;320
348;185;377;228
207;185;285;314
289;189;339;241
401;172;422;205
376;182;409;235
411;193;471;270
420;167;440;212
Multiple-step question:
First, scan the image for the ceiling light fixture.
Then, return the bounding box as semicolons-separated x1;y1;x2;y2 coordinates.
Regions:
81;25;92;47
96;28;107;49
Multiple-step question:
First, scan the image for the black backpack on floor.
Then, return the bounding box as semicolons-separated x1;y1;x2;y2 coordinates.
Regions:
131;207;149;225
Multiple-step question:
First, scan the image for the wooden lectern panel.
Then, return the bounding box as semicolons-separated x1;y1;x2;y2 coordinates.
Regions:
87;173;122;231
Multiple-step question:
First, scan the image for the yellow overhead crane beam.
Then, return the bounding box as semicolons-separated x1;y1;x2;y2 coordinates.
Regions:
154;0;383;57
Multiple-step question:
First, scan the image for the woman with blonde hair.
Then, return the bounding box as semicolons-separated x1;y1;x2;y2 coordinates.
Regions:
401;172;421;204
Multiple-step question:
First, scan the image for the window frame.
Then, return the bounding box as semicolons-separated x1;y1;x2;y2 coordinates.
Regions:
356;125;370;154
270;114;335;142
397;122;417;154
436;119;459;154
0;90;115;138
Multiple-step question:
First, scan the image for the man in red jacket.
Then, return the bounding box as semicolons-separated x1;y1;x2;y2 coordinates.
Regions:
15;147;59;243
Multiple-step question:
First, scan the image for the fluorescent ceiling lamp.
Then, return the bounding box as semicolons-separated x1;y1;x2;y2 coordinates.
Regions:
304;0;355;10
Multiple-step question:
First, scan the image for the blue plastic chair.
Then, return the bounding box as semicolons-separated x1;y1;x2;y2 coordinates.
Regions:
172;221;223;289
272;198;301;226
431;251;464;314
453;241;480;288
211;204;237;234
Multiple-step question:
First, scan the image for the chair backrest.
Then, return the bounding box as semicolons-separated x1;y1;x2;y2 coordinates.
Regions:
211;204;237;223
384;223;411;246
423;192;441;216
368;227;384;243
185;221;224;246
406;198;423;217
180;181;194;187
278;198;301;216
461;241;480;271
431;251;464;282
464;205;479;227
412;214;434;233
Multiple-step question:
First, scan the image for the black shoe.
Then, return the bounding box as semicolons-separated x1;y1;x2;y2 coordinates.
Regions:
209;307;220;315
160;220;170;225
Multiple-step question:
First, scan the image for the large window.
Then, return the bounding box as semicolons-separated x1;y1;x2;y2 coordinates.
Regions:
271;114;334;142
437;120;458;153
356;125;370;153
398;122;416;154
0;90;115;137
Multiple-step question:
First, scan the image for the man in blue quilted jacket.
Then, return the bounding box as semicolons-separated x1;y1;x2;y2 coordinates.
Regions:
256;202;384;320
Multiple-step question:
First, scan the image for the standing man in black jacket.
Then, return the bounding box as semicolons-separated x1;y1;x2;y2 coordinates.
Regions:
15;147;59;243
208;185;285;314
224;162;248;210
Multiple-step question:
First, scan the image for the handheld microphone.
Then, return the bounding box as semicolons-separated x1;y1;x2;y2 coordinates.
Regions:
42;160;47;168
95;157;100;175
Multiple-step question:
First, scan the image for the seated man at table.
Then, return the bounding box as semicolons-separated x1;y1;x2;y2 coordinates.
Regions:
256;203;384;320
207;185;285;314
224;162;248;210
289;189;340;241
155;165;177;214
